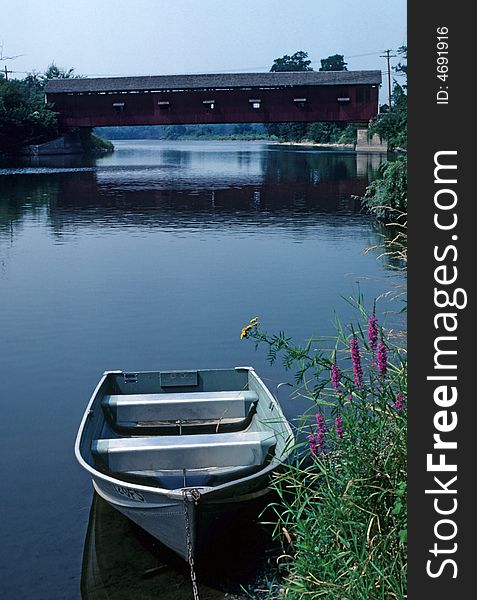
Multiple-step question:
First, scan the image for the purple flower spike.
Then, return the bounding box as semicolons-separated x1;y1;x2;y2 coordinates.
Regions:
377;342;388;379
308;434;317;455
368;315;379;352
395;392;405;411
315;413;327;451
350;336;364;388
316;413;326;430
335;416;344;439
331;361;341;392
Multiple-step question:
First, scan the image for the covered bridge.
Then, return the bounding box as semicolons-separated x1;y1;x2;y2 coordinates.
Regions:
44;70;381;128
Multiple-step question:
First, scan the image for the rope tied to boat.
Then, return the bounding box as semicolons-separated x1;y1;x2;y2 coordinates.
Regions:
182;488;201;600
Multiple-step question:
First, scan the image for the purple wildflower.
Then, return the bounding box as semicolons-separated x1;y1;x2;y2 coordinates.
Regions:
350;336;364;388
377;341;388;379
308;434;317;455
331;361;341;392
335;416;344;439
368;314;379;352
395;392;405;411
315;413;327;451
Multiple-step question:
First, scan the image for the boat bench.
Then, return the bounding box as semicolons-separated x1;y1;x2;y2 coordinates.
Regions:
102;390;258;433
92;431;275;474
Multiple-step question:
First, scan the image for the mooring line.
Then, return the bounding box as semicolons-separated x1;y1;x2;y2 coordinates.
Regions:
182;488;201;600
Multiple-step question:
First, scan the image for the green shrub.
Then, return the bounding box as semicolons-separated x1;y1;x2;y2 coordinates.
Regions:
362;158;407;223
78;129;114;153
369;84;407;151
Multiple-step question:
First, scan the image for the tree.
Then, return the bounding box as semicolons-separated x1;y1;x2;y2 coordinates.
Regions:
42;63;76;81
0;64;105;155
371;83;407;149
369;47;407;149
270;50;313;72
394;45;407;80
319;54;347;71
0;77;58;152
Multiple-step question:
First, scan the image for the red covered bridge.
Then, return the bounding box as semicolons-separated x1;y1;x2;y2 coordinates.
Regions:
44;71;381;128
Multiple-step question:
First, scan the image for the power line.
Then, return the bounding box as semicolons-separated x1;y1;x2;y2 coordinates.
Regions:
344;51;384;59
8;50;405;80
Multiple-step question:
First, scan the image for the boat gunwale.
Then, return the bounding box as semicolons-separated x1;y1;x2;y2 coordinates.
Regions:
74;367;294;500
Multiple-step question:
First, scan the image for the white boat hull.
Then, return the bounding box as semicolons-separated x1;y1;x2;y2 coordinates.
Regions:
75;367;294;561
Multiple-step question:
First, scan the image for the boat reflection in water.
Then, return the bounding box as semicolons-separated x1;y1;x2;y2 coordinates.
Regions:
81;492;277;599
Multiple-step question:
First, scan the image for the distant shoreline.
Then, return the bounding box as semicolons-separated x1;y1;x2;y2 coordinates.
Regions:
276;140;354;149
107;138;355;149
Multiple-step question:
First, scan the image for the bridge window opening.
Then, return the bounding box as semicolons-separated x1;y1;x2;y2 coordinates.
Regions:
158;100;170;110
294;98;307;108
113;102;125;112
249;99;261;109
203;99;215;110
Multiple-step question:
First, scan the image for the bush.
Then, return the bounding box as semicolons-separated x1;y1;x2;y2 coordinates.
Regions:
362;158;407;223
78;129;114;153
265;122;360;145
369;84;407;151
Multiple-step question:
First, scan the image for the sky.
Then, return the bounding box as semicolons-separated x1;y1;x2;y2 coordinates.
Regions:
2;0;406;80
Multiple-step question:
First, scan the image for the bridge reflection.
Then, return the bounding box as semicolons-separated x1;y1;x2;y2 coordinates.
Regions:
0;143;385;236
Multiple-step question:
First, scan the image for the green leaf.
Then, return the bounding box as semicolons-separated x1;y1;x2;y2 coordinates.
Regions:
392;500;403;515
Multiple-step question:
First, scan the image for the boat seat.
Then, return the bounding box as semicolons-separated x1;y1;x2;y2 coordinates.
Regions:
92;431;275;474
116;463;268;489
102;391;258;434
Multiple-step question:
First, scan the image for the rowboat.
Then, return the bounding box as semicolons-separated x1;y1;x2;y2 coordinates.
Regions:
75;367;294;561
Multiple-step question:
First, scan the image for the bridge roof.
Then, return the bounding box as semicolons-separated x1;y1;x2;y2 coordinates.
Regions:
45;70;381;94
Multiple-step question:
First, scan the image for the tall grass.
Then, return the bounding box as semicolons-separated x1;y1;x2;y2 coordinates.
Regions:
243;303;407;599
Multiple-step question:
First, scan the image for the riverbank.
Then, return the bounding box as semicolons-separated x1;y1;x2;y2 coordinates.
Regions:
277;140;354;149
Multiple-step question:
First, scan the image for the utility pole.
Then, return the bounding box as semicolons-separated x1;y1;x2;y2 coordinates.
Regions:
380;49;396;110
1;43;23;81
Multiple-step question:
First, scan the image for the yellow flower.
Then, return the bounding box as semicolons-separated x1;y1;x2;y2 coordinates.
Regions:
240;317;260;339
240;325;253;339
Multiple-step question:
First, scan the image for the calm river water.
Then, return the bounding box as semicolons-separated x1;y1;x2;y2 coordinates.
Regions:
0;140;404;599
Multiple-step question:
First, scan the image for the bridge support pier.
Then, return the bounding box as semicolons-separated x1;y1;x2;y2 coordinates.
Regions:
355;128;388;153
19;132;84;156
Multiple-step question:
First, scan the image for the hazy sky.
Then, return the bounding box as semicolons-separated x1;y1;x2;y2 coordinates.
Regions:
3;0;406;79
